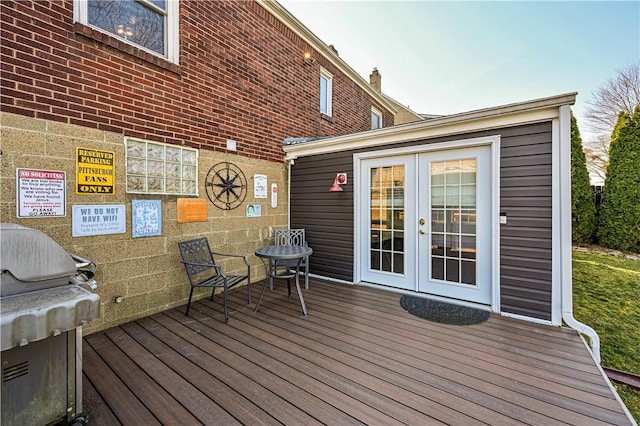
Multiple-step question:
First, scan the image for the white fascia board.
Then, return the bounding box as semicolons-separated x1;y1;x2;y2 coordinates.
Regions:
258;0;398;115
284;92;577;160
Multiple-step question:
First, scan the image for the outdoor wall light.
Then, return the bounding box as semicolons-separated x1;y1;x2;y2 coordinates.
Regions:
303;51;316;66
329;173;347;192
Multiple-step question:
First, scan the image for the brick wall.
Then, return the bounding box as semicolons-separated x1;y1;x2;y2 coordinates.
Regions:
1;0;394;163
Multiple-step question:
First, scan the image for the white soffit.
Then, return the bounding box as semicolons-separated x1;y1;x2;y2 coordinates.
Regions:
283;92;577;160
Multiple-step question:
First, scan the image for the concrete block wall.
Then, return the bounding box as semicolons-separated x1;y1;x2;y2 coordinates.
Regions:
1;112;289;332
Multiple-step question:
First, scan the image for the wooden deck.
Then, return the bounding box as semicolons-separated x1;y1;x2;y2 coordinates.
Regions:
82;279;633;425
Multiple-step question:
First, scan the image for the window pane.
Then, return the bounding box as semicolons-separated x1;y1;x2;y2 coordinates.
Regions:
127;175;145;192
166;179;180;193
381;251;392;272
320;75;328;113
371;250;381;271
372;111;381;129
461;236;476;259
393;253;404;274
149;0;166;11
431;158;477;285
369;165;405;276
127;140;146;157
446;259;460;282
183;151;196;164
461;261;476;285
147;177;163;192
431;234;444;255
183;180;196;194
432;257;444;280
88;0;165;55
166;163;180;178
166;146;180;162
431;186;444;207
148;160;163;176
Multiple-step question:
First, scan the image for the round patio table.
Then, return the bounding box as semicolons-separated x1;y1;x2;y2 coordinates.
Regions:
254;245;312;316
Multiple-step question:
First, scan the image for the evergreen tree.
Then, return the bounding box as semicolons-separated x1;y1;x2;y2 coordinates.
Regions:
570;113;597;244
597;105;640;252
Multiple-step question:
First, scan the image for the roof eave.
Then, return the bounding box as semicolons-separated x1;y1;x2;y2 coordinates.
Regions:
283;92;577;160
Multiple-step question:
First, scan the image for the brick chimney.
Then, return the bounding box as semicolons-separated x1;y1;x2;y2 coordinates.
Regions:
369;68;381;92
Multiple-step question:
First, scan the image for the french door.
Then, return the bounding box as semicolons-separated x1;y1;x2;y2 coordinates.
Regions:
359;146;492;305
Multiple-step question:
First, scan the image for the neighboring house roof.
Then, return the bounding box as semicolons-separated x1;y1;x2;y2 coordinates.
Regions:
381;92;425;125
283;92;577;158
259;0;398;116
368;68;424;125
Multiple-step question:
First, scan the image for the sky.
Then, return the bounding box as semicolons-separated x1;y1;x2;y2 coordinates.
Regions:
278;0;640;142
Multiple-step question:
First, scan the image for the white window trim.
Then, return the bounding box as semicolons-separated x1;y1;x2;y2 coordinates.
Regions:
320;67;333;117
371;106;383;129
74;0;180;64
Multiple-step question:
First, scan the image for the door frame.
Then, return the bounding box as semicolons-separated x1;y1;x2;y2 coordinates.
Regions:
353;135;502;311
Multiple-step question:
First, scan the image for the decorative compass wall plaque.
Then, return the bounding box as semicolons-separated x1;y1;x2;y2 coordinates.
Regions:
205;162;248;210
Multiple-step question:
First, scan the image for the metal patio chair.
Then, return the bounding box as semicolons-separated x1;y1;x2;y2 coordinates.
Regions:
178;237;251;322
273;228;310;290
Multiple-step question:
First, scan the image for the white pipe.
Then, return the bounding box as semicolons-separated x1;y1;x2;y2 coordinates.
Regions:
287;159;293;229
562;267;601;363
557;105;601;363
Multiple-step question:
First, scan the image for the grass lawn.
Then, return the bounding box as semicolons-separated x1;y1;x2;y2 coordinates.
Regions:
572;248;640;422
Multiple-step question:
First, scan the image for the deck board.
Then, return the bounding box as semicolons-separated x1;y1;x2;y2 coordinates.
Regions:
83;279;633;425
268;287;622;422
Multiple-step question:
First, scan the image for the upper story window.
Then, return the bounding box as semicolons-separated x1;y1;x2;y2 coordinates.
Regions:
75;0;179;63
371;107;383;129
320;68;333;118
125;139;198;195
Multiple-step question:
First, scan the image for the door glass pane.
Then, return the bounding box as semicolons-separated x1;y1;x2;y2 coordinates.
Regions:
431;159;477;285
369;165;405;274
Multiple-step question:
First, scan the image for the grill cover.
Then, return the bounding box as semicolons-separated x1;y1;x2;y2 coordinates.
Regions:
0;223;100;351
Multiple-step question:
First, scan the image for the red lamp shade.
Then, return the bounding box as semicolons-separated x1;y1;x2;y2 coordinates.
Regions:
329;173;347;192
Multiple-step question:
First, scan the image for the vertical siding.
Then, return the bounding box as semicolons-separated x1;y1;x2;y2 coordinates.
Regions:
290;122;554;319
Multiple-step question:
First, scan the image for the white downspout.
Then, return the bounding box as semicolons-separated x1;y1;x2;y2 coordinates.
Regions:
557;105;601;363
287;158;294;229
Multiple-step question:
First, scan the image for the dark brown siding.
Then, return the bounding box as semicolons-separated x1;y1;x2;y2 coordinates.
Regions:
290;122;553;320
290;152;355;281
499;122;553;320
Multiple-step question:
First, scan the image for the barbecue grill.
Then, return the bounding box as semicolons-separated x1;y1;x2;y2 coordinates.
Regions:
1;223;100;425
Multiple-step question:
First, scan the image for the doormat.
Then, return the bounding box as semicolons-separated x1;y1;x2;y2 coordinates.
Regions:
400;295;490;326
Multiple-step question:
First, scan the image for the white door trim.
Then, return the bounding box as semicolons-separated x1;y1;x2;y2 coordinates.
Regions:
353;135;501;311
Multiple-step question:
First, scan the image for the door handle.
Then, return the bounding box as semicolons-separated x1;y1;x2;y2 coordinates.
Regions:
419;229;426;235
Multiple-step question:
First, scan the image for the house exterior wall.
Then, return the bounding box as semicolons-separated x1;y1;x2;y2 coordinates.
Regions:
290;122;554;321
1;1;393;156
0;0;393;332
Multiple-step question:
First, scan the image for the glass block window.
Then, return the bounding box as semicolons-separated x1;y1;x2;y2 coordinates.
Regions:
125;139;198;195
